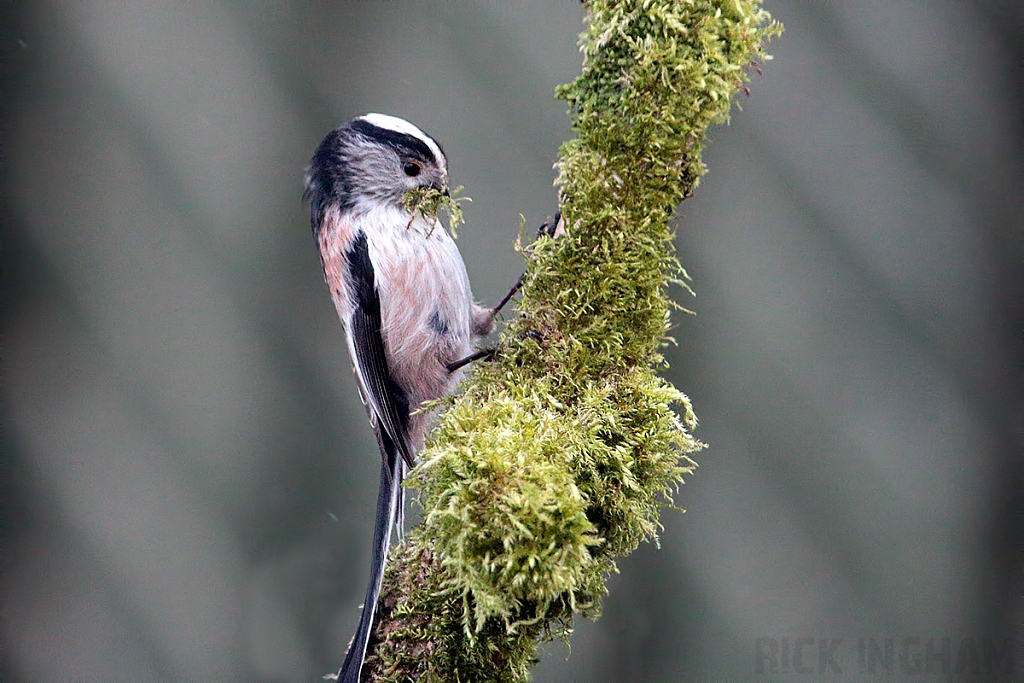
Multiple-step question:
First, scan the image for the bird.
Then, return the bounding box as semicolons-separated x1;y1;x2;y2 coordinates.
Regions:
304;113;495;683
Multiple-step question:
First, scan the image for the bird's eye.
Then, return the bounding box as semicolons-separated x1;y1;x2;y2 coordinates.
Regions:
403;162;422;177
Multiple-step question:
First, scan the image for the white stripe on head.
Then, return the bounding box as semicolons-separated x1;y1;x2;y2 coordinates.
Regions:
359;113;445;168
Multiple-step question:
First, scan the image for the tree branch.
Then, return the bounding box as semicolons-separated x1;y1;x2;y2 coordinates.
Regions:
357;2;780;681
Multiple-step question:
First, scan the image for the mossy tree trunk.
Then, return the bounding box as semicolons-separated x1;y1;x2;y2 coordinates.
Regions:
358;2;780;681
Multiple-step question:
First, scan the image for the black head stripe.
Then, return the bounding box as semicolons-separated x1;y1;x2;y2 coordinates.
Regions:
348;119;438;164
305;128;355;231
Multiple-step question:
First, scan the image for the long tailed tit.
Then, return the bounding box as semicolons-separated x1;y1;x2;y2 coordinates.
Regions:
304;114;494;683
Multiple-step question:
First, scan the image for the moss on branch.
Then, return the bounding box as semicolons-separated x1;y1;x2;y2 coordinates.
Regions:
358;2;779;681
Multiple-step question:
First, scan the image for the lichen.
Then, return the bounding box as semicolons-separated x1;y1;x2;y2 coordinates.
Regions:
359;2;780;681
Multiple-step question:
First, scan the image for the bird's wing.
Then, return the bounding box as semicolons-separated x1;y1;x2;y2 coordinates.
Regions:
335;229;411;683
345;230;417;469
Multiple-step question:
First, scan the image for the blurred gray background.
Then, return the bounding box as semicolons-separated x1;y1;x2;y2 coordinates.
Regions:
3;2;1022;682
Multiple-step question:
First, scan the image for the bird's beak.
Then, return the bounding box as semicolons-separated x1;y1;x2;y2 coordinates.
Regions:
430;180;449;197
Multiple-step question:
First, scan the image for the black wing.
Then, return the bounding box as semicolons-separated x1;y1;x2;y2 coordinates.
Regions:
335;230;410;683
346;230;416;469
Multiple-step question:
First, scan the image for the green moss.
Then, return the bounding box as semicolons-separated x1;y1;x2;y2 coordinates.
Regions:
360;2;780;681
403;185;470;237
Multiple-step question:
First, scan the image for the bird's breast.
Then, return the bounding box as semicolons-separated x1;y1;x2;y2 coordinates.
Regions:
365;211;475;405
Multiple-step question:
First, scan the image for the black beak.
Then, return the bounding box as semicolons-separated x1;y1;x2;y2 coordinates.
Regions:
428;178;449;196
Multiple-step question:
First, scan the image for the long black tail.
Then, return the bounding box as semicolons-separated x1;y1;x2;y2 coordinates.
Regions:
336;436;403;683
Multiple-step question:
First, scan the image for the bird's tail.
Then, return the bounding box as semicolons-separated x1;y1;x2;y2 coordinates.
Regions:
335;436;404;683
